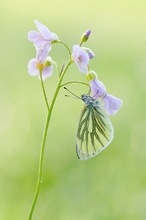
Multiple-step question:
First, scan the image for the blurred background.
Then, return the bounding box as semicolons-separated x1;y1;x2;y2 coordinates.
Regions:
1;0;146;219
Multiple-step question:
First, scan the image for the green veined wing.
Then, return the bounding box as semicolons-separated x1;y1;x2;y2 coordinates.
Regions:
76;95;114;160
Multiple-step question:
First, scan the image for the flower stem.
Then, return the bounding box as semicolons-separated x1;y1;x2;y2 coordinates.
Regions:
28;59;72;220
28;112;50;220
61;80;89;88
40;71;50;111
58;41;72;57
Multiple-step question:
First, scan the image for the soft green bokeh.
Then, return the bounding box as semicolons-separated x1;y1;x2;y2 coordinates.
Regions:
1;0;146;219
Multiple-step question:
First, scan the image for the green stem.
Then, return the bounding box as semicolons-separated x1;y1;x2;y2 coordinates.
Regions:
58;41;72;57
28;112;50;220
40;71;50;111
28;59;72;220
61;81;89;88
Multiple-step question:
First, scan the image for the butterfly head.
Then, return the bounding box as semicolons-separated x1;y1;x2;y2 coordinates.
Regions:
81;94;99;106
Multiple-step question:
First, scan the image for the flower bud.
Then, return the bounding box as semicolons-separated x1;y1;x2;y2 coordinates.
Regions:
82;47;95;59
44;56;53;67
86;70;98;81
80;30;91;45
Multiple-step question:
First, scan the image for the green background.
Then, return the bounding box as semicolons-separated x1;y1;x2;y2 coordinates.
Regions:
1;0;146;219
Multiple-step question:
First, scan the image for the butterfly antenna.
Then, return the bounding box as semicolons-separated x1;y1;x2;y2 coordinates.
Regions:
64;87;81;99
65;95;79;99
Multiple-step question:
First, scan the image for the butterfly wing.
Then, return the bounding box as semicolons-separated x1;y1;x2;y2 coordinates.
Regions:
76;103;114;160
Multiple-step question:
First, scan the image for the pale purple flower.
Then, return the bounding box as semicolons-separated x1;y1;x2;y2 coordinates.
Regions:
72;45;89;73
89;73;122;115
28;57;53;81
102;94;123;116
28;20;58;49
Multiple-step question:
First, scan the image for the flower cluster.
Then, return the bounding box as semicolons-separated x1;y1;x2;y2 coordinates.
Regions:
28;20;58;80
28;20;122;115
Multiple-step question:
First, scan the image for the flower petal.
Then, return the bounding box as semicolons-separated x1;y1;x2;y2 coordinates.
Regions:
36;46;49;63
103;94;123;116
34;38;47;47
28;31;41;42
39;65;54;80
34;20;54;40
90;79;106;98
76;60;88;73
28;58;39;76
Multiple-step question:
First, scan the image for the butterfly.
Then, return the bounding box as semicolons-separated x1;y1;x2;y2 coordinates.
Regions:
76;94;114;160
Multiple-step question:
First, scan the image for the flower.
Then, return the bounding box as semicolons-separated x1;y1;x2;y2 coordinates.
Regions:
72;45;89;73
28;56;54;81
87;71;106;97
86;71;123;115
28;20;59;66
28;20;58;49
